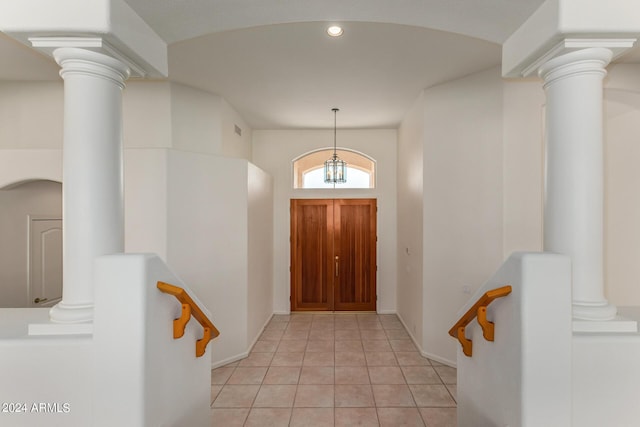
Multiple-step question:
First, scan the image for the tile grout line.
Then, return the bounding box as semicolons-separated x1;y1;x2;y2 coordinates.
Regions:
212;313;456;425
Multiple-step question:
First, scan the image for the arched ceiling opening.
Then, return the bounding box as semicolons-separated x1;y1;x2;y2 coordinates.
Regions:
169;21;501;129
128;0;546;129
125;0;546;45
1;0;554;129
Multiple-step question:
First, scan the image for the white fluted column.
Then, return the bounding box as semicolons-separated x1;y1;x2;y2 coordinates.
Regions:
49;48;130;323
538;48;616;322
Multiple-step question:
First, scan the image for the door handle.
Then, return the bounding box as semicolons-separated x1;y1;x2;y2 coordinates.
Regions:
34;297;48;304
335;256;339;277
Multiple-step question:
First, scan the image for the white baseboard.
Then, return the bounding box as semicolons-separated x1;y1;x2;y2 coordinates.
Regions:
421;351;456;368
211;313;274;369
247;313;274;351
395;312;456;368
211;352;248;369
376;309;397;315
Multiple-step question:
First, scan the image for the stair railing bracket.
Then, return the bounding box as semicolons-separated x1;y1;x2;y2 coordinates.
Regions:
174;303;192;339
477;305;495;341
448;285;511;358
157;281;220;358
457;326;473;357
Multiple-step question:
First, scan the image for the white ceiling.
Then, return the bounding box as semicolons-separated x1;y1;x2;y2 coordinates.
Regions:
168;22;501;129
0;0;561;129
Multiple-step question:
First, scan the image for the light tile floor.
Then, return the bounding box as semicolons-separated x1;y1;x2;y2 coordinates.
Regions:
211;313;457;426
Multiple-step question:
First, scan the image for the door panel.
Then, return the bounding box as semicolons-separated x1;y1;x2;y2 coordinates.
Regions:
29;218;63;308
291;198;376;311
334;199;376;311
291;200;334;310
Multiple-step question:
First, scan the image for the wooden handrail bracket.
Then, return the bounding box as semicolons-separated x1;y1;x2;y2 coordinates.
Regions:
457;326;472;357
157;281;220;357
448;285;512;357
477;306;494;341
196;327;212;358
174;303;191;339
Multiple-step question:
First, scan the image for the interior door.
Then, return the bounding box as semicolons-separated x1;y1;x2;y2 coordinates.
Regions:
29;217;63;308
290;198;376;311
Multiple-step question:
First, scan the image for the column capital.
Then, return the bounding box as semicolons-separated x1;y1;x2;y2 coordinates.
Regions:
505;34;636;78
521;38;634;78
538;47;612;89
53;47;131;89
501;0;640;78
32;37;139;78
0;0;167;77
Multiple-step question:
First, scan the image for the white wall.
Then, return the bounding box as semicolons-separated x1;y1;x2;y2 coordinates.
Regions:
573;330;640;427
166;83;253;160
0;81;63;149
422;67;504;364
94;254;211;426
603;63;640;306
605;109;640;305
0;80;172;150
221;98;253;160
0;149;62;188
166;151;249;363
396;70;545;365
0;180;62;307
0;81;252;161
502;79;545;256
170;83;223;154
123;81;172;148
457;253;572;427
396;92;425;342
123;149;168;260
252;129;397;314
123;149;273;365
247;163;274;343
0;309;93;426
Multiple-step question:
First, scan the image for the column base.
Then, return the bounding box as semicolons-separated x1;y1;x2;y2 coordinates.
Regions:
572;300;617;321
572;300;638;332
49;301;94;324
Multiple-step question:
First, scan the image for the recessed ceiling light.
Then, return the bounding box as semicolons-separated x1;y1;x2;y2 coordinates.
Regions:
327;26;344;37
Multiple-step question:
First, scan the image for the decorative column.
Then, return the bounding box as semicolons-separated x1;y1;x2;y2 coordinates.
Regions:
538;48;621;326
49;48;130;324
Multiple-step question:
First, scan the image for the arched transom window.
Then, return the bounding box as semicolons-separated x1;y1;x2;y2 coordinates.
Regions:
293;149;376;189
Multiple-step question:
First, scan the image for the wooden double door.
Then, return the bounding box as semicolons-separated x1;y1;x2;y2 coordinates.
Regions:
290;198;377;311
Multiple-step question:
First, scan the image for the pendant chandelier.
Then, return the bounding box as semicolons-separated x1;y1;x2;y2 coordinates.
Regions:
324;108;347;184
